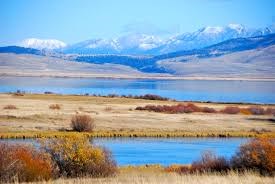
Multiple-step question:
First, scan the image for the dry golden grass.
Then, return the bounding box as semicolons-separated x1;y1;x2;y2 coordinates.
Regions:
0;93;274;137
24;171;275;184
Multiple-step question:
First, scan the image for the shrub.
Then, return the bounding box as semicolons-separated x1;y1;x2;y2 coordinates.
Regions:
12;92;24;96
240;108;252;115
49;104;61;110
3;105;17;110
0;143;54;183
185;103;201;112
221;106;240;114
136;94;169;101
108;94;119;98
135;103;201;114
41;137;117;177
265;107;275;116
231;138;275;176
135;106;145;111
189;151;230;173
44;91;54;94
201;107;217;113
247;106;265;115
71;114;95;132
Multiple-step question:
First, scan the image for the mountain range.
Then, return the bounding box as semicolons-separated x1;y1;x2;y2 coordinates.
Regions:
17;24;274;55
0;24;275;79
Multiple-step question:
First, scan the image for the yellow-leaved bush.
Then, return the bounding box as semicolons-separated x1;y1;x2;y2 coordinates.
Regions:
40;136;117;177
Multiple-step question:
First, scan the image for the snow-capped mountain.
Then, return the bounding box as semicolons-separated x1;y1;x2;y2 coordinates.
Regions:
62;39;120;54
63;34;163;55
19;24;274;55
20;38;67;50
158;24;273;53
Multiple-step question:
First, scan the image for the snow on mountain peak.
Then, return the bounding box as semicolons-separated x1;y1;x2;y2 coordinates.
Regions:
227;23;245;33
20;38;67;50
202;26;224;34
86;39;119;50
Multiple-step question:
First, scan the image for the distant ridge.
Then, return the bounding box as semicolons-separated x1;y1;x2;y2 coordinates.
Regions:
0;46;42;55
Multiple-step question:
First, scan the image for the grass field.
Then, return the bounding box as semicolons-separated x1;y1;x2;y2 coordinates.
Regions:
24;167;275;184
0;93;274;138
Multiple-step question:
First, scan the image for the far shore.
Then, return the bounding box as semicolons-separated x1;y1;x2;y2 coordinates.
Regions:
1;72;275;81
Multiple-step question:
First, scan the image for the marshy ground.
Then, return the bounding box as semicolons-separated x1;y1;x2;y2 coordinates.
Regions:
0;93;274;138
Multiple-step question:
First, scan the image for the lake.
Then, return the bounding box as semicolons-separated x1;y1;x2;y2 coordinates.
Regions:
0;76;275;104
1;137;248;166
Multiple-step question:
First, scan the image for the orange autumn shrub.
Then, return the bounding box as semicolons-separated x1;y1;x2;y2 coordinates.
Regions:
0;143;54;183
240;108;252;115
41;137;117;177
231;138;275;176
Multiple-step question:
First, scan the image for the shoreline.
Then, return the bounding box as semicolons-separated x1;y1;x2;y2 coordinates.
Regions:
1;73;275;82
3;92;275;106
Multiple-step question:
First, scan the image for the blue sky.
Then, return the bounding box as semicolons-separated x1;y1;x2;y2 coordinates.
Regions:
0;0;274;45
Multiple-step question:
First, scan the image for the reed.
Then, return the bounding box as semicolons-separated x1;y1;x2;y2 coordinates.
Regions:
0;130;274;139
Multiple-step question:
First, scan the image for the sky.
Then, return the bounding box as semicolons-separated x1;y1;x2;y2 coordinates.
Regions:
0;0;274;45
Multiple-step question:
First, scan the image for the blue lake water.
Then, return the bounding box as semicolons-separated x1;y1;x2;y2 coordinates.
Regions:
0;76;275;104
1;137;248;166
